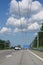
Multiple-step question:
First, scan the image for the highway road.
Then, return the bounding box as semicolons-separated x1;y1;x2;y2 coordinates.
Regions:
0;49;43;65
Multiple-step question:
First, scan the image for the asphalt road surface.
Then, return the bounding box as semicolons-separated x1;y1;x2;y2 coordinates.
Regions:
0;49;43;65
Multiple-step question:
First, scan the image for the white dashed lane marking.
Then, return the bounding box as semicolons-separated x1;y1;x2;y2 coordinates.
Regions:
5;55;12;58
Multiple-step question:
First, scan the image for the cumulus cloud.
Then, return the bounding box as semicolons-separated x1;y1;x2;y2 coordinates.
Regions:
14;27;27;32
32;11;43;21
28;22;40;30
6;0;43;33
6;16;27;27
14;28;22;32
13;22;40;32
6;17;20;26
6;13;41;31
0;27;11;34
31;1;42;14
9;0;32;17
6;16;41;32
9;0;42;17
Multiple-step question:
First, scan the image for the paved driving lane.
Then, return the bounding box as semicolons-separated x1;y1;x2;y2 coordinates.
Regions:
0;50;43;65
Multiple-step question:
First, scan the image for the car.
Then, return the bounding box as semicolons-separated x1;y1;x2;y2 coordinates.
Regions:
14;46;21;50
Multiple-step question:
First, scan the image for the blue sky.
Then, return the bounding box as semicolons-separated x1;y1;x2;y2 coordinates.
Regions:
0;0;43;47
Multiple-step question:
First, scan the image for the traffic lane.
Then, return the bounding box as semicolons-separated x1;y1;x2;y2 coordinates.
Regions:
19;50;43;65
30;49;43;58
28;50;43;65
0;50;15;54
0;50;43;65
0;50;6;54
0;50;15;63
0;50;23;65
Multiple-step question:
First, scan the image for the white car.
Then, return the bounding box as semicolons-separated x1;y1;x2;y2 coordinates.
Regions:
14;47;21;50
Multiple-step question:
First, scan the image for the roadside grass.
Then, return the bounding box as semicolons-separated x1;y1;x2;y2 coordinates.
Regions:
39;46;43;48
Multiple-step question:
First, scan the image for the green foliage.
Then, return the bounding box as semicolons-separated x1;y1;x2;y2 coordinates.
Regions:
17;45;21;48
39;46;43;48
11;46;15;49
5;40;10;49
30;23;43;48
40;23;43;31
39;32;43;46
0;39;10;49
30;37;37;48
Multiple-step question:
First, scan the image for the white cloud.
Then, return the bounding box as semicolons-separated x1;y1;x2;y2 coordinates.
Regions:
14;28;19;32
0;27;11;34
6;0;43;33
14;28;22;32
6;16;27;27
9;0;32;17
14;27;27;32
6;17;20;26
6;16;41;32
32;11;43;21
13;22;40;32
9;0;42;17
28;22;40;30
31;1;42;13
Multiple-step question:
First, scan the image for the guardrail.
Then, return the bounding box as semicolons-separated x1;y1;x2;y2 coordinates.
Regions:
30;48;43;51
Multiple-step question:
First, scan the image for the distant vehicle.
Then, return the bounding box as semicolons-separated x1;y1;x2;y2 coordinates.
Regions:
14;46;21;50
18;47;21;50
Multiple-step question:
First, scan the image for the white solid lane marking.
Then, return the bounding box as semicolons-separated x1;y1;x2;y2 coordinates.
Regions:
6;55;12;58
29;50;43;61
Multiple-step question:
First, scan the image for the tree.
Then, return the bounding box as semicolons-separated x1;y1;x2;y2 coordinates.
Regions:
0;39;5;49
5;40;10;49
40;23;43;31
17;45;21;48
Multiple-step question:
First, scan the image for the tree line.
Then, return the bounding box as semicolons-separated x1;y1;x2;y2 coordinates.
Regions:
30;23;43;48
0;39;10;49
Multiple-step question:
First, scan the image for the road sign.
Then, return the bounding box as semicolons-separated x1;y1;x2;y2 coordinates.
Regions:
23;45;29;49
